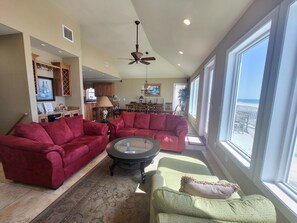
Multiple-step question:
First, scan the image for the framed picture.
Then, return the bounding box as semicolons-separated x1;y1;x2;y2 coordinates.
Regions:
37;103;45;114
36;77;55;101
144;83;161;97
43;102;54;113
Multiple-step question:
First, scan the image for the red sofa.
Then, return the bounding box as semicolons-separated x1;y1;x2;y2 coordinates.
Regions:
0;115;108;189
108;112;188;152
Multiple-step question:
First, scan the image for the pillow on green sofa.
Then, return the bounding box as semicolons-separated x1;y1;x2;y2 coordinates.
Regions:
152;187;276;223
179;176;240;199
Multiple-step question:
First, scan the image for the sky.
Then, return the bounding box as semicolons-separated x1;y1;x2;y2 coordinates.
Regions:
237;38;269;101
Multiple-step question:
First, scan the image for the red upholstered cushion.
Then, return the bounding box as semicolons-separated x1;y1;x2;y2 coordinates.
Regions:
165;114;181;131
134;129;157;138
83;120;108;136
72;135;103;151
61;143;89;167
150;114;166;130
116;128;137;138
134;113;150;129
42;118;74;145
14;122;54;144
64;115;84;138
122;112;136;128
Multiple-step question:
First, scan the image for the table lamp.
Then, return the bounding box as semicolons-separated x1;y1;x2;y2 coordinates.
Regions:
97;96;113;123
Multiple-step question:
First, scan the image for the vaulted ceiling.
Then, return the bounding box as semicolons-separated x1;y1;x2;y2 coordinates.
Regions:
1;0;254;81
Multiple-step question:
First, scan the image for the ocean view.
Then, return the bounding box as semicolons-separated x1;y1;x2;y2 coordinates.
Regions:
238;98;259;104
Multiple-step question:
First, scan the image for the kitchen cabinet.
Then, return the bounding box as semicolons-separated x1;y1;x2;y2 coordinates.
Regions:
93;82;115;97
52;62;71;96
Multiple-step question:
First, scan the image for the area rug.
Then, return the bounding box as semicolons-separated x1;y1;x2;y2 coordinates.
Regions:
31;150;208;223
186;135;205;146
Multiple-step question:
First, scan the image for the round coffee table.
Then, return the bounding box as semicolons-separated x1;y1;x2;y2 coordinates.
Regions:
106;136;160;183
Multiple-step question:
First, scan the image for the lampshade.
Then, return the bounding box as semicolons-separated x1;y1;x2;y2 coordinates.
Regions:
97;96;113;108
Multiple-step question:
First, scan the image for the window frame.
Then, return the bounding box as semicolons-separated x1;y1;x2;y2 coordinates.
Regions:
219;19;272;167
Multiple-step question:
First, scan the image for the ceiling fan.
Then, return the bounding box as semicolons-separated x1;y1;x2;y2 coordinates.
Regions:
128;20;156;65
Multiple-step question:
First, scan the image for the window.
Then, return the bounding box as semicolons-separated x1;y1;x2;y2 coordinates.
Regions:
189;76;199;118
271;0;297;201
220;21;271;160
287;135;297;191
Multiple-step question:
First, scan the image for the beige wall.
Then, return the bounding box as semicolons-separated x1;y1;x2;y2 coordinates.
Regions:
0;34;31;134
81;41;120;78
0;0;87;123
114;78;187;108
63;57;84;116
0;0;81;57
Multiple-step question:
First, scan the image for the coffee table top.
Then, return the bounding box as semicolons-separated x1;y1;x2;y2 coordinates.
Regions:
106;136;160;160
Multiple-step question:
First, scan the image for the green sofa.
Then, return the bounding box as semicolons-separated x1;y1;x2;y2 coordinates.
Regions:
150;155;276;223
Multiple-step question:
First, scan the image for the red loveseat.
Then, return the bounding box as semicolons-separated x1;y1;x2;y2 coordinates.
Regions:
0;115;108;189
108;112;188;152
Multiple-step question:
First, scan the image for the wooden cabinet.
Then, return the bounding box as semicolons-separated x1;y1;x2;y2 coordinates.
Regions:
84;103;97;121
38;109;80;122
32;54;39;94
93;82;115;97
31;55;71;97
52;62;71;96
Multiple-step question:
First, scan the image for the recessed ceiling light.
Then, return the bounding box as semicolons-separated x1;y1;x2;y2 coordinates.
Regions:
58;50;63;54
184;19;191;25
179;51;183;55
41;43;46;47
178;64;181;66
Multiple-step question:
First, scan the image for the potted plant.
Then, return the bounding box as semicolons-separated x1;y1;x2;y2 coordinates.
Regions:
178;87;190;112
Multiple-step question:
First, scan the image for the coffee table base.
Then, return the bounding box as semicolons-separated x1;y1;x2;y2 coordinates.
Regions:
109;158;153;183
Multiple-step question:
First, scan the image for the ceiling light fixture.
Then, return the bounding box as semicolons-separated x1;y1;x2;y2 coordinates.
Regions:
41;43;46;46
184;19;191;25
179;51;183;55
178;64;181;66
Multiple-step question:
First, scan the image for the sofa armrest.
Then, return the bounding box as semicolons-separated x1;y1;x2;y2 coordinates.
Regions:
0;135;64;156
108;117;124;140
108;117;124;130
175;119;188;137
83;120;109;136
152;187;276;223
152;174;166;192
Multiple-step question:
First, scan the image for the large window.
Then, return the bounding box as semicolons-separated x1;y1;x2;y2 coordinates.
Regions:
221;21;271;159
272;0;297;202
189;76;199;118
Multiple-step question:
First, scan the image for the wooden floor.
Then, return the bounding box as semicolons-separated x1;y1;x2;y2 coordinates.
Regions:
0;136;225;223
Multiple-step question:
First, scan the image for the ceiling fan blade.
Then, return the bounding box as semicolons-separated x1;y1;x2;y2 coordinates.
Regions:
141;57;156;61
128;60;136;65
140;60;150;65
117;58;134;61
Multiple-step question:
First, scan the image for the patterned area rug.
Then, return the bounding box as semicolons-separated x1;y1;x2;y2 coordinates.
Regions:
31;150;207;223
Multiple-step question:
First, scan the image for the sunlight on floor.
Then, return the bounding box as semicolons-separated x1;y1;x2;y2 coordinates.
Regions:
135;183;146;194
